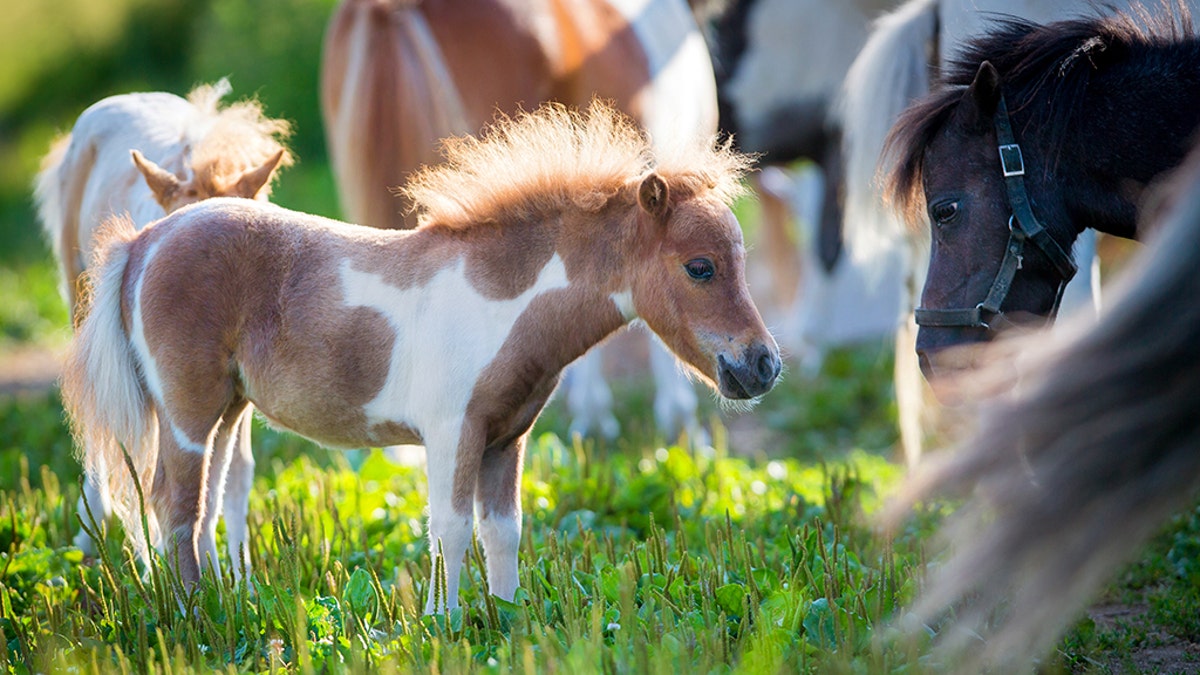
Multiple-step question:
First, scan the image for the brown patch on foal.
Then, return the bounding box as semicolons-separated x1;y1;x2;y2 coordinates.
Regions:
457;284;628;513
126;207;401;448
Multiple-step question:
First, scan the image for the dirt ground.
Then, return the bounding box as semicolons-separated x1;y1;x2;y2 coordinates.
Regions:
1088;601;1200;674
0;343;62;397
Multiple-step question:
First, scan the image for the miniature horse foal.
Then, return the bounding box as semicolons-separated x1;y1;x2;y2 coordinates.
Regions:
63;103;779;612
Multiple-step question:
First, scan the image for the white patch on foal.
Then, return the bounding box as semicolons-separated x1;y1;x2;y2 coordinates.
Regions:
609;289;637;322
340;253;570;429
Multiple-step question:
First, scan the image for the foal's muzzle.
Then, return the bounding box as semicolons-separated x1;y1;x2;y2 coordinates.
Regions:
717;344;781;399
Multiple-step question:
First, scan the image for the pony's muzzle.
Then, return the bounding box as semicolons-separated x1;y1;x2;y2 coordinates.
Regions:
717;344;780;399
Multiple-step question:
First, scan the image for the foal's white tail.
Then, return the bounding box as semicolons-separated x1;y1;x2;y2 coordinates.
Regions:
61;216;159;552
839;0;938;264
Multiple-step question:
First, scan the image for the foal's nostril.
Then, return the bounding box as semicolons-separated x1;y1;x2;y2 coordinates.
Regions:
756;351;776;382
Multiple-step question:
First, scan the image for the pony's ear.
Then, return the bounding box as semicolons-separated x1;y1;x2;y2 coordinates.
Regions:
131;150;181;207
230;149;286;199
638;173;669;220
963;61;1002;131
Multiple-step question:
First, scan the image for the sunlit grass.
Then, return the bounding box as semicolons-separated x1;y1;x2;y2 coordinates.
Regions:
0;381;926;673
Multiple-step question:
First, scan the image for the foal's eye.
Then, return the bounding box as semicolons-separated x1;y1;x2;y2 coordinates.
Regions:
684;258;715;281
930;200;960;225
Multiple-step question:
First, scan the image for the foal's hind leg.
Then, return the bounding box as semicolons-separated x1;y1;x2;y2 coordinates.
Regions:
152;401;244;587
73;458;111;555
222;407;255;580
152;414;212;586
475;436;526;602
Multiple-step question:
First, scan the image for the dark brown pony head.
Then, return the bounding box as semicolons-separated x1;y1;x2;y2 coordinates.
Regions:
883;5;1197;381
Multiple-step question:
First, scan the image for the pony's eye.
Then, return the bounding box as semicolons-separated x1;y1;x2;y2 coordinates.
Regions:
684;258;715;281
931;200;960;225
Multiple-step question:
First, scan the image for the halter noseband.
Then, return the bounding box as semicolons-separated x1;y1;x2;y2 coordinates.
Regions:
914;94;1078;331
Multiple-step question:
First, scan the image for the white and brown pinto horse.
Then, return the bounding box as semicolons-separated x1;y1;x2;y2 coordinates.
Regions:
62;103;780;612
35;79;291;559
321;0;718;441
36;79;291;317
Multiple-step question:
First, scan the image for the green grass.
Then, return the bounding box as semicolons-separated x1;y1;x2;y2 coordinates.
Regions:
0;375;926;674
1;2;1198;669
2;353;1195;673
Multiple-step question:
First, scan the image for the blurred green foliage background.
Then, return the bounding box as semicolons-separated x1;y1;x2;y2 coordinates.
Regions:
1;0;341;346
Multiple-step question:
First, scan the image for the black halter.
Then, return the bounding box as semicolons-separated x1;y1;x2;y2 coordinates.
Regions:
914;94;1078;330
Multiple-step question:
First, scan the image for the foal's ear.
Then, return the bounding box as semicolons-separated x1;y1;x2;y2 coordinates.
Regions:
963;61;1002;131
230;149;287;199
638;173;669;220
131;150;181;207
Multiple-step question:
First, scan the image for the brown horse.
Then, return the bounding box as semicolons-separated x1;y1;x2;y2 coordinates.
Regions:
320;0;716;230
62;103;780;612
320;0;719;440
34;79;291;560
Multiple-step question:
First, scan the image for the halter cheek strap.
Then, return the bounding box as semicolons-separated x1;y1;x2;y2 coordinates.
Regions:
914;94;1078;331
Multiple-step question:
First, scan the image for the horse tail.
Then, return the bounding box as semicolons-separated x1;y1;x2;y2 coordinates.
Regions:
321;0;471;230
61;215;159;554
838;0;937;264
34;132;93;317
897;154;1200;668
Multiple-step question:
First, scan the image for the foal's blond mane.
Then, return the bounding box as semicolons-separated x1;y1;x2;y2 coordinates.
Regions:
402;101;752;228
186;79;294;191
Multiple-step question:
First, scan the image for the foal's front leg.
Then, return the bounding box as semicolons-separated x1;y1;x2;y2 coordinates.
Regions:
423;422;479;614
475;436;526;602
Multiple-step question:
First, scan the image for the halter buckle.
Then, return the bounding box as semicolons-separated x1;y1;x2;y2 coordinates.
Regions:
999;143;1025;177
974;303;991;331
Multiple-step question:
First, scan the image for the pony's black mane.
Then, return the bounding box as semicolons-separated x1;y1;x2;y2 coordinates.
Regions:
884;2;1196;224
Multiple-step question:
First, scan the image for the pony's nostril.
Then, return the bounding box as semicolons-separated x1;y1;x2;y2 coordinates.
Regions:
917;351;935;382
756;351;775;381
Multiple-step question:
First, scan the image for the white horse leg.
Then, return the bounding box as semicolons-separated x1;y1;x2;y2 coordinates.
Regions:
423;425;475;614
896;233;931;469
649;337;701;443
1060;229;1101;319
475;437;524;602
73;455;111;555
766;165;832;375
894;313;926;469
565;350;620;440
192;404;248;583
222;407;255;580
